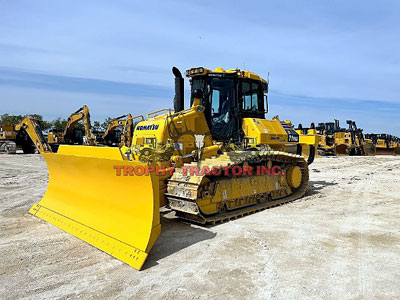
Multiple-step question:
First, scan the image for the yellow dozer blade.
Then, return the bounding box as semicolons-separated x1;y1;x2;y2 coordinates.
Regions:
335;144;348;155
363;143;376;156
29;145;161;270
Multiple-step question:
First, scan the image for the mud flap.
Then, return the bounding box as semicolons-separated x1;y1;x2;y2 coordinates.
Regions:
29;145;161;270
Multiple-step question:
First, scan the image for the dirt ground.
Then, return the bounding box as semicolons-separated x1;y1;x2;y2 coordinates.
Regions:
0;154;399;299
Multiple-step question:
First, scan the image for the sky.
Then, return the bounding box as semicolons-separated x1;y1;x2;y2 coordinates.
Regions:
0;0;399;135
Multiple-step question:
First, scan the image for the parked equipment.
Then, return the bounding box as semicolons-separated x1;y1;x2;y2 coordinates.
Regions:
315;120;340;156
335;120;375;156
294;122;319;164
29;66;310;270
0;123;17;153
1;117;49;154
47;105;96;151
14;117;52;153
365;133;400;155
316;120;375;156
100;115;128;146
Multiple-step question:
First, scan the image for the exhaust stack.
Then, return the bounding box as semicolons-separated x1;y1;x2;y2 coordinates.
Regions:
172;67;184;113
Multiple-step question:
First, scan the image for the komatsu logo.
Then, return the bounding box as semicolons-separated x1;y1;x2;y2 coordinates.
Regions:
136;124;159;131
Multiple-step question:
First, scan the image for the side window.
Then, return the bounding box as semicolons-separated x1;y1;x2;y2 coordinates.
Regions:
190;78;205;106
242;81;259;111
211;89;220;114
242;82;251;110
251;83;259;110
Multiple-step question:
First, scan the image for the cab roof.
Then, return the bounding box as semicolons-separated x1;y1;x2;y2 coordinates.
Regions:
185;67;268;83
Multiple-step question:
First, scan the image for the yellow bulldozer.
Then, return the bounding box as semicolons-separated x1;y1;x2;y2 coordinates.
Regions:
316;120;375;156
365;133;400;155
315;121;337;156
334;120;375;156
29;66;310;270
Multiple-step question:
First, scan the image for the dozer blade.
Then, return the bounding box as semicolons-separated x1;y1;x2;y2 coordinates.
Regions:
29;145;161;270
335;144;349;155
395;146;400;155
376;147;400;156
362;143;376;156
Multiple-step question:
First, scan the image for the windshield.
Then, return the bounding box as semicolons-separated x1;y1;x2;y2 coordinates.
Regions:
326;123;334;135
209;78;234;127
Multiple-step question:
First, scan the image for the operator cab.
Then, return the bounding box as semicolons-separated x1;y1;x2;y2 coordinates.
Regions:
186;67;268;142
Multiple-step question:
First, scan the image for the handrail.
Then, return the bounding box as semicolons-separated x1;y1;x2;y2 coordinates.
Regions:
146;108;174;120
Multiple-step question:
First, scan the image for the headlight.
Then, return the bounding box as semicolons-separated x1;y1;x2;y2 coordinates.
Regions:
185;67;205;76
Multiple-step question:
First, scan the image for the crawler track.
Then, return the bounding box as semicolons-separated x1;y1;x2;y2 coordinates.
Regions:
166;150;309;225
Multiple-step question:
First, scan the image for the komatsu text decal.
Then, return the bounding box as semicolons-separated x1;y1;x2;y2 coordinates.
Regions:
136;124;159;131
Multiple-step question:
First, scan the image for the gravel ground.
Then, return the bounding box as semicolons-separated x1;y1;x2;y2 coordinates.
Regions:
0;154;399;299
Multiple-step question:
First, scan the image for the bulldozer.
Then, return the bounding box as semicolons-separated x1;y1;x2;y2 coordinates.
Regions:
47;105;96;151
334;120;375;156
315;121;337;156
317;120;375;156
365;133;400;155
29;66;310;270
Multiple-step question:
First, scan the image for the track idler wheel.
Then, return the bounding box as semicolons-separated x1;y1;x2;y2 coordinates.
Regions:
286;165;302;188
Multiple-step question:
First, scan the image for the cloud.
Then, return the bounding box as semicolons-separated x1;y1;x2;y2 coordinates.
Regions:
0;66;173;98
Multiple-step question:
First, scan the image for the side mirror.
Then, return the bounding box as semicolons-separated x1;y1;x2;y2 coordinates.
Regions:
264;94;268;113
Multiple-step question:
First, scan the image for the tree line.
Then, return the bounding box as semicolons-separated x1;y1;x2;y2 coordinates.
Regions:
0;113;114;132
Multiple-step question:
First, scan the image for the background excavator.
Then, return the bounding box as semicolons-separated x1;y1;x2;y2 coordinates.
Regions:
14;117;52;153
1;118;48;154
99;113;143;149
99;114;130;146
29;66;310;270
47;105;96;151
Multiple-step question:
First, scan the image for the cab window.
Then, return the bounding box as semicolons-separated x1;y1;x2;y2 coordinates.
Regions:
242;81;259;111
209;78;234;126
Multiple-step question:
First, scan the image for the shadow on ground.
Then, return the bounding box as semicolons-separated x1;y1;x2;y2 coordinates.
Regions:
306;180;338;196
144;214;216;269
